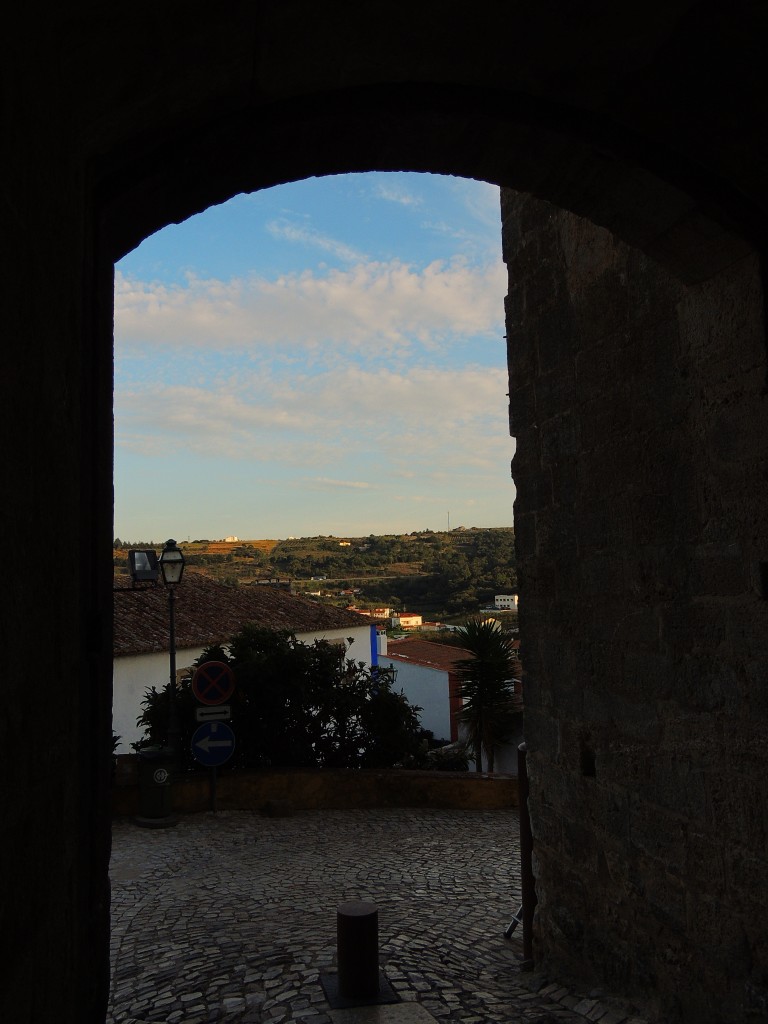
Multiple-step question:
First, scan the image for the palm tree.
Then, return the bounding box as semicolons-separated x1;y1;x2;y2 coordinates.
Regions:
453;618;522;772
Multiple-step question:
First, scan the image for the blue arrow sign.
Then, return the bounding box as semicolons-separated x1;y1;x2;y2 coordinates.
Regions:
191;721;235;767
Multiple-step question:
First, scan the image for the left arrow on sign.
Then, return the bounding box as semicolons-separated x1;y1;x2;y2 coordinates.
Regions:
195;734;234;753
190;721;235;766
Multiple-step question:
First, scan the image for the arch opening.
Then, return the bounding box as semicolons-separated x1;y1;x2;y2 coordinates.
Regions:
113;171;514;555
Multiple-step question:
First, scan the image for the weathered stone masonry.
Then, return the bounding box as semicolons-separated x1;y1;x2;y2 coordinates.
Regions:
503;190;768;1023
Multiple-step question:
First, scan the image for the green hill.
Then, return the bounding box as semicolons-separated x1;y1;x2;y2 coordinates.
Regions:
113;527;517;617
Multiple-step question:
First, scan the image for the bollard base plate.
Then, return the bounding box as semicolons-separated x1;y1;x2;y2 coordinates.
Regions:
320;971;400;1009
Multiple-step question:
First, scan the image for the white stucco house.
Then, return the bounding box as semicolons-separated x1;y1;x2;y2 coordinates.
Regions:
113;571;375;753
381;636;524;773
380;637;464;743
390;612;422;630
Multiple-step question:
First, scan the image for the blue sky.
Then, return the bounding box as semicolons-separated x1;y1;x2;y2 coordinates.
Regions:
114;172;514;542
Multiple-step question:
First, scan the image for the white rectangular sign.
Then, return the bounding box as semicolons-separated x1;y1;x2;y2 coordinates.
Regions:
195;705;231;722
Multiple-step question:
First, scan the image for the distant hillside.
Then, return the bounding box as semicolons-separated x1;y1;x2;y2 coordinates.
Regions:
113;527;517;617
184;538;279;556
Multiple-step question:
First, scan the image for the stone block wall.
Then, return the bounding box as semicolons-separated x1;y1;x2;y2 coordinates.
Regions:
502;190;768;1023
111;762;519;816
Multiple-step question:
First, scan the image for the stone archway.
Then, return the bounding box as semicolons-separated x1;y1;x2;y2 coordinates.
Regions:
4;6;767;1023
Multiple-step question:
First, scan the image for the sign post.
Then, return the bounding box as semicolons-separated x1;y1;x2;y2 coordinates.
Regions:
190;661;236;812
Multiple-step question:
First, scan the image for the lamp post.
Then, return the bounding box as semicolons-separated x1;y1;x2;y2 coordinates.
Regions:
159;538;185;768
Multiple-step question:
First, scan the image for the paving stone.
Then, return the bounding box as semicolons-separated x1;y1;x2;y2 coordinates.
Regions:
107;808;646;1024
574;1000;598;1015
597;1011;627;1024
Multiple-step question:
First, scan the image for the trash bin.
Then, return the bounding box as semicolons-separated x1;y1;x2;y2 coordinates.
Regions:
135;746;176;827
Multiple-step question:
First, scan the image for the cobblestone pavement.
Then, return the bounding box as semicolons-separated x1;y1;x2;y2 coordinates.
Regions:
108;808;649;1024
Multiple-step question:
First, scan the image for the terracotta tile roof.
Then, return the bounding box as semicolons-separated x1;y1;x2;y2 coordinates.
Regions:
113;571;370;657
383;638;468;675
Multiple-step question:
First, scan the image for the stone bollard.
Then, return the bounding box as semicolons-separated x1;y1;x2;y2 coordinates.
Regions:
337;901;379;1000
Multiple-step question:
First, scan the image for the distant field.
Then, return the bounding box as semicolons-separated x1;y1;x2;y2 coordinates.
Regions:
184;539;279;554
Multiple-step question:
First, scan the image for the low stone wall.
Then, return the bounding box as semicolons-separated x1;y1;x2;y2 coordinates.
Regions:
112;755;518;817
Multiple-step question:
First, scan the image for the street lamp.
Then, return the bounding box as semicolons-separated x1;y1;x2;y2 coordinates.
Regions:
159;538;185;587
159;539;185;767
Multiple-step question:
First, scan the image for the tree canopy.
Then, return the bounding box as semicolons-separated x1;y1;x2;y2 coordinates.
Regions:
135;627;428;771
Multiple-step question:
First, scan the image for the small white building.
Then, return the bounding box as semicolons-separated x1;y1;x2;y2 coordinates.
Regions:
494;594;519;610
390;612;423;630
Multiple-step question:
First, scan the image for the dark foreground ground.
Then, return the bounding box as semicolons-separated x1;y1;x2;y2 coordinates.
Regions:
108;808;649;1024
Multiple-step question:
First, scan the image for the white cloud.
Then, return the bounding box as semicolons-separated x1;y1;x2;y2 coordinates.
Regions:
114;257;506;356
452;179;502;229
115;365;512;476
266;218;366;263
419;181;502;253
307;478;379;491
372;182;423;207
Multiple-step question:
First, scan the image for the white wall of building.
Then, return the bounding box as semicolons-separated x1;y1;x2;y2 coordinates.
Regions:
379;659;452;741
112;646;206;753
112;623;374;754
329;625;374;665
390;613;422;628
457;721;524;774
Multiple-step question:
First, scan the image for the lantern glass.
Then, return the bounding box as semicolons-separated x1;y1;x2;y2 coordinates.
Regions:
159;539;185;586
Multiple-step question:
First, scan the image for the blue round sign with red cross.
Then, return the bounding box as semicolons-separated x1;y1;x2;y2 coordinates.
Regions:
191;660;235;705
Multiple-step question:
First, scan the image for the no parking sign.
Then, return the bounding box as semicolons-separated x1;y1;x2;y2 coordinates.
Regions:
191;661;235;705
